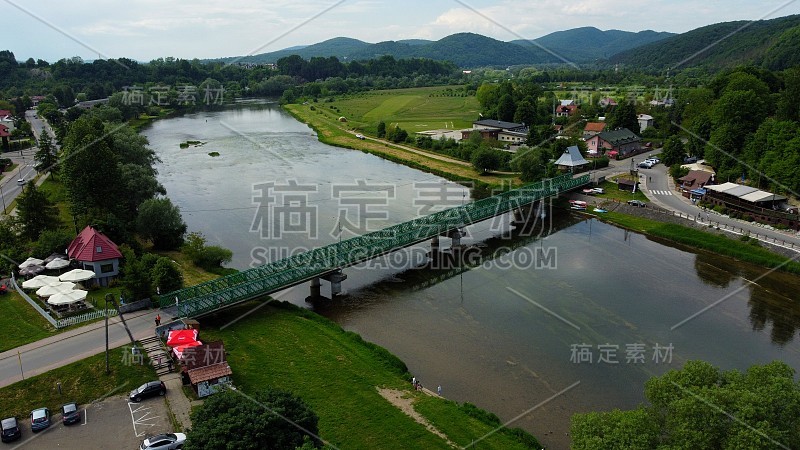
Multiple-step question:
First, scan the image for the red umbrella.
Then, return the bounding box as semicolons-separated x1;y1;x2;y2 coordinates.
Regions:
166;329;199;347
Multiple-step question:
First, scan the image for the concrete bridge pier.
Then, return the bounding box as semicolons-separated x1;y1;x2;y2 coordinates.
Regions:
308;277;321;299
323;270;348;297
431;235;440;250
449;229;464;248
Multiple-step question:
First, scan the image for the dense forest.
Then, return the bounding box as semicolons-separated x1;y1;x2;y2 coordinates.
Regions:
0;50;462;105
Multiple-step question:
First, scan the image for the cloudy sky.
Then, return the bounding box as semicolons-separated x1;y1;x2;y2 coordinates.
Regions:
4;0;799;62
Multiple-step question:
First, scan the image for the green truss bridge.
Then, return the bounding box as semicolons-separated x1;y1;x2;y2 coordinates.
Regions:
159;173;590;318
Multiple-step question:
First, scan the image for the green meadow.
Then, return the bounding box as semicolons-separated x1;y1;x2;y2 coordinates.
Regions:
324;86;481;134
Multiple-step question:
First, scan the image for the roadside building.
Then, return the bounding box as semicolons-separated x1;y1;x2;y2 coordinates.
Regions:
637;114;654;132
704;182;799;230
554;145;590;172
66;226;123;286
585;127;641;158
461;119;529;145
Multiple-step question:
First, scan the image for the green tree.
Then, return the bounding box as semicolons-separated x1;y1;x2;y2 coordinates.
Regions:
151;257;184;293
136;198;187;250
118;246;152;300
181;232;233;270
186;388;320;450
511;146;554;182
608;101;639;134
376;121;386;138
571;360;800;450
471;147;501;174
32;229;74;258
660;135;686;166
496;94;516;122
34;133;58;175
15;183;60;241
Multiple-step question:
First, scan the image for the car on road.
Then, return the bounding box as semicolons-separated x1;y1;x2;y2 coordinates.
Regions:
646;157;660;164
1;417;21;442
582;187;605;195
627;199;647;207
355;133;365;140
61;402;80;425
30;408;50;432
130;381;166;402
16;178;26;186
139;432;186;450
638;161;654;169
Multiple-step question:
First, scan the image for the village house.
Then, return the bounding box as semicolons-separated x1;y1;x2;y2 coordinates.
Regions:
585;127;641;158
637;114;654;132
555;99;578;117
181;341;234;398
461;119;529;145
66;226;123;286
554;145;590;172
678;170;715;200
582;122;606;140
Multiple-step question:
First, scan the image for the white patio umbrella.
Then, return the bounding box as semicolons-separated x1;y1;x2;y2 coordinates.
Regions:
47;289;88;306
45;258;70;270
21;275;61;290
59;269;96;283
19;257;44;269
36;282;77;298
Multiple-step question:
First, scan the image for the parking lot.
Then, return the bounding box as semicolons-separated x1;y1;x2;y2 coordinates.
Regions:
10;395;172;449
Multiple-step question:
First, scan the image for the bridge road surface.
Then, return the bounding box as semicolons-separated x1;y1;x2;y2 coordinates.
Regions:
0;309;160;389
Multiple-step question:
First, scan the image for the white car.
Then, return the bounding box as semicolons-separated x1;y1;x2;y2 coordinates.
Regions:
140;432;186;450
16;178;26;186
355;133;365;140
638;162;654;169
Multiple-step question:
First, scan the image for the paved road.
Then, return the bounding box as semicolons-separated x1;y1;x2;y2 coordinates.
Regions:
641;161;800;248
0;309;162;389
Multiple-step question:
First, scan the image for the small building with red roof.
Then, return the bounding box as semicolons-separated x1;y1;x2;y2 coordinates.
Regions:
67;226;123;286
0;124;10;150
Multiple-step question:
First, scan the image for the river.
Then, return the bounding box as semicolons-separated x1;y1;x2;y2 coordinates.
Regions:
144;102;800;449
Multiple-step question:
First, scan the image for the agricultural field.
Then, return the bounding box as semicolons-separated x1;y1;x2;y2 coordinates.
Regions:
321;86;481;135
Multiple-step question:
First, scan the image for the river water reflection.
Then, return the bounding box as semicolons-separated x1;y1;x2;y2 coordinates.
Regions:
145;103;800;449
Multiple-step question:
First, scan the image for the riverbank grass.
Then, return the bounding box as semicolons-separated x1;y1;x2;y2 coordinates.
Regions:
600;211;800;273
198;301;540;450
0;346;156;419
0;290;54;353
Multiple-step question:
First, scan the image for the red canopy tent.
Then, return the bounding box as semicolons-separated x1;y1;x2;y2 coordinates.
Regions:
173;341;203;360
166;329;199;347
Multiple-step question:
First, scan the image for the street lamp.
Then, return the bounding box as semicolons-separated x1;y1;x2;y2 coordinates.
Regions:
0;183;5;213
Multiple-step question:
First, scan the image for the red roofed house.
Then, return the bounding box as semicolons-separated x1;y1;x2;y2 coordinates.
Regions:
583;122;606;139
66;226;123;286
0;124;10;150
182;341;233;398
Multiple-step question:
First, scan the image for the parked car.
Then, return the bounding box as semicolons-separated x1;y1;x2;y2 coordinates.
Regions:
1;417;21;442
355;133;365;140
582;187;605;195
646;157;660;164
139;432;186;450
30;408;50;432
684;155;698;163
130;381;167;402
638;162;654;169
61;402;80;425
627;199;647;207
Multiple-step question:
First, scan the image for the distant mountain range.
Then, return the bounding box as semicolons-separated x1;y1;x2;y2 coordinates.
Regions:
212;27;675;67
213;15;800;71
611;14;800;71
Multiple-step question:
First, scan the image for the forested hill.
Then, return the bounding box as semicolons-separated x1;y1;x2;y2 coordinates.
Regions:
211;28;674;67
512;27;674;62
610;14;800;71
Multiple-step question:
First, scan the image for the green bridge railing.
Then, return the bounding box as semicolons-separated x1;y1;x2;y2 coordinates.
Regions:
160;173;590;317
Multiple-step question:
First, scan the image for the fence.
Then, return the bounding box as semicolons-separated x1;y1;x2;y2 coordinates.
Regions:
10;275;57;328
56;308;118;329
608;198;799;251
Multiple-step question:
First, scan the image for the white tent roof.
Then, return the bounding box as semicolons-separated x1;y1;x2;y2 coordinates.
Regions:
36;282;77;298
21;275;61;290
19;257;44;269
47;290;88;306
59;269;96;282
554;145;590;167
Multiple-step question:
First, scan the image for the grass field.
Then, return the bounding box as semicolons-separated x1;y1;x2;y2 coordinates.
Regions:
0;346;156;420
328;86;480;134
598;212;800;274
0;291;54;353
198;302;539;450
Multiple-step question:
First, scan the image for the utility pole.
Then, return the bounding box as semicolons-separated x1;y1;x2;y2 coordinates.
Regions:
105;294;110;375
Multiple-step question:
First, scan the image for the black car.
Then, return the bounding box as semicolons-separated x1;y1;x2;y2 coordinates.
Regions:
130;381;167;402
1;417;21;443
61;402;80;425
627;199;647;207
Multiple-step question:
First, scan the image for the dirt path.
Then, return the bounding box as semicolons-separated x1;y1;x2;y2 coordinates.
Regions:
377;387;456;447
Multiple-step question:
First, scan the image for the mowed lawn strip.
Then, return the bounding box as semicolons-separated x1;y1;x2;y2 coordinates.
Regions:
0;291;54;353
0;346;156;420
199;303;539;449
